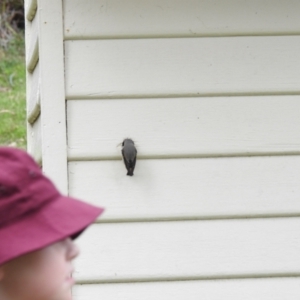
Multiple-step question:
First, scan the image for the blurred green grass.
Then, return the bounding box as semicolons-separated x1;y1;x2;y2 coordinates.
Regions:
0;34;26;148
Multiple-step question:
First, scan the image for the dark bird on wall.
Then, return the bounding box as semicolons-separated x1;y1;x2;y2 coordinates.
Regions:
122;139;137;176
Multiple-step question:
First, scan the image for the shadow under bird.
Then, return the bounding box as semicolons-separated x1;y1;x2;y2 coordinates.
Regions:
122;139;137;176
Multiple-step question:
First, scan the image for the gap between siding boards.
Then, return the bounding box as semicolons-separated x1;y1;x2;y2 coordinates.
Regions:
65;90;300;101
75;272;300;285
67;152;300;162
94;214;300;225
64;32;300;41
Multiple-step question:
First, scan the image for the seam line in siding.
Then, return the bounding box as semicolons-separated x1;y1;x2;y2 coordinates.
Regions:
94;214;300;224
67;152;300;162
65;91;300;101
64;32;300;41
75;273;300;285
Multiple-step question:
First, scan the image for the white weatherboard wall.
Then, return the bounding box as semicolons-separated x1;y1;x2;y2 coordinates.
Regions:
25;0;300;299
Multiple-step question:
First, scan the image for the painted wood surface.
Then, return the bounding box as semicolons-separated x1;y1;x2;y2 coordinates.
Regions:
26;13;38;73
74;218;300;282
25;0;37;159
69;156;300;221
63;0;300;39
37;0;68;193
67;96;300;159
25;0;37;21
27;115;42;164
27;62;40;124
65;36;300;99
73;278;300;300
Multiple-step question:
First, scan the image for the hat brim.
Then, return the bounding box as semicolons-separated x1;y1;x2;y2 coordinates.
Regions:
0;196;104;265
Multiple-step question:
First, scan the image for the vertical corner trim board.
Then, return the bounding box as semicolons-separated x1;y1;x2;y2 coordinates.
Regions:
36;0;68;193
64;36;300;98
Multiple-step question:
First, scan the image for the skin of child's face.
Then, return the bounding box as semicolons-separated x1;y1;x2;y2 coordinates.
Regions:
0;238;79;300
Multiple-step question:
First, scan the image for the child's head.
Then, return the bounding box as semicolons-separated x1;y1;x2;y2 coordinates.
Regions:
0;148;104;300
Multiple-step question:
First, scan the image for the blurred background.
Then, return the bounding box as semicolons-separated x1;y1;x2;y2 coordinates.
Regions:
0;0;26;148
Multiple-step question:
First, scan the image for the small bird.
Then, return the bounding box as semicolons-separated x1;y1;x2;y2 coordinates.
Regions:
121;139;137;176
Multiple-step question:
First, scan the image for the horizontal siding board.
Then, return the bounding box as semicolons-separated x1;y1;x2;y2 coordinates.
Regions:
74;218;300;281
69;156;300;220
65;36;300;98
73;278;300;300
67;96;300;158
64;0;300;39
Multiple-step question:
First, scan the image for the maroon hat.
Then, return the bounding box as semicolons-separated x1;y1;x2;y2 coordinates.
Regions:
0;147;104;265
